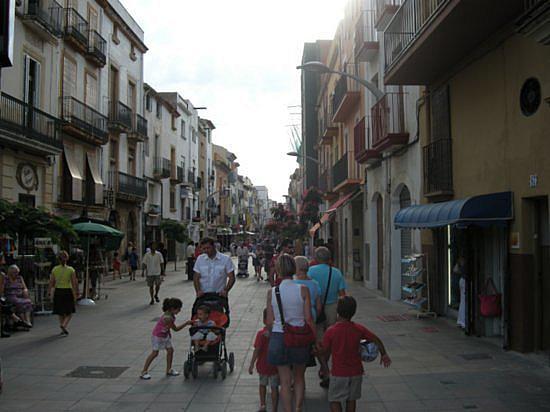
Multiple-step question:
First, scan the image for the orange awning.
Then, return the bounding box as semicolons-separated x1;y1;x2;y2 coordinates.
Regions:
309;223;321;237
318;191;357;224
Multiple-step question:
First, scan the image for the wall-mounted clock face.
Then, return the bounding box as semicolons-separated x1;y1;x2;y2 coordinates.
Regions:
17;163;38;191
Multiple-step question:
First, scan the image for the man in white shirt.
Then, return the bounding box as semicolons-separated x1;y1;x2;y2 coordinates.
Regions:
142;243;164;305
193;237;235;298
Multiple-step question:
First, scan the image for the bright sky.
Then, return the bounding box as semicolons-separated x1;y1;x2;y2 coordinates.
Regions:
125;0;346;202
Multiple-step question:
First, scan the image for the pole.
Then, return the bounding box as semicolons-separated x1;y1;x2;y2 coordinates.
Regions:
78;235;95;305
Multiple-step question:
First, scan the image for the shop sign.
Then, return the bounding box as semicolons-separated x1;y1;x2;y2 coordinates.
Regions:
34;238;52;249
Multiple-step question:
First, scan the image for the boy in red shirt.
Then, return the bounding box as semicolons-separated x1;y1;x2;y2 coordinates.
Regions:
322;296;392;412
248;309;279;412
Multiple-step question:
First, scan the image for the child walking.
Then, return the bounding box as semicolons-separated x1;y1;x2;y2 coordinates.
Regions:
322;296;392;412
141;297;190;379
248;309;279;412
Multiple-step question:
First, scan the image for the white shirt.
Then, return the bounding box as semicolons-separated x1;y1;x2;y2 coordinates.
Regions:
143;251;164;277
193;252;235;293
186;244;195;258
271;279;306;333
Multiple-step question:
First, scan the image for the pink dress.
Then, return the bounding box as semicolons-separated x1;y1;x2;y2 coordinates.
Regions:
3;275;33;313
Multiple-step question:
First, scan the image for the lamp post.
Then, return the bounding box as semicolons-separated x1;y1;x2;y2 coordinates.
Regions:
296;61;384;101
287;151;319;164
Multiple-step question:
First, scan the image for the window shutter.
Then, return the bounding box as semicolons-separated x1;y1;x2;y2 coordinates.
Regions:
63;56;77;97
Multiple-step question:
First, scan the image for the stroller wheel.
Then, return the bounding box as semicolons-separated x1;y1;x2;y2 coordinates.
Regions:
183;360;191;379
220;360;227;380
228;352;235;373
212;362;219;379
191;360;198;379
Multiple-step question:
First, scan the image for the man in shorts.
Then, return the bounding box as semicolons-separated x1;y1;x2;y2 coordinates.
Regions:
322;296;392;412
142;243;164;305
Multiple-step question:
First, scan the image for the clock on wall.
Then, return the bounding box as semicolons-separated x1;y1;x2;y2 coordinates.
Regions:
17;162;39;191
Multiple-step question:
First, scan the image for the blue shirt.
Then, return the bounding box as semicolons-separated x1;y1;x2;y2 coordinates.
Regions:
294;278;321;321
307;264;346;305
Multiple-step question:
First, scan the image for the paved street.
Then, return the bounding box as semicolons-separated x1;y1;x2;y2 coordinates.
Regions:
1;259;550;412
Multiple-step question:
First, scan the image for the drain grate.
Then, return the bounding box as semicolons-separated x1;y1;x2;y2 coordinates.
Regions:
459;353;492;361
377;314;413;322
66;366;128;379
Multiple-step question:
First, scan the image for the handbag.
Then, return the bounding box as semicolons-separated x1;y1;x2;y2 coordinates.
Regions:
274;286;316;348
316;266;332;324
479;278;502;317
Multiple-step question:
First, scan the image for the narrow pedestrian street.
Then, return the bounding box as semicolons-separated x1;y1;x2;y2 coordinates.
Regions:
1;258;549;412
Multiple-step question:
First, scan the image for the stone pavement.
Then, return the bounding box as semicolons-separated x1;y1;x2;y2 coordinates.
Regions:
1;259;550;411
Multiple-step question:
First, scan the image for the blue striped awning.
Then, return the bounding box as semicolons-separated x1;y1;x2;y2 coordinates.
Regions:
394;192;513;229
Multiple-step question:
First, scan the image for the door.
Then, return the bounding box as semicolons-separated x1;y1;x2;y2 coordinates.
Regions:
128;81;136;114
84;72;98;110
376;195;384;291
62;55;77;98
23;55;41;107
534;198;550;350
109;65;119;114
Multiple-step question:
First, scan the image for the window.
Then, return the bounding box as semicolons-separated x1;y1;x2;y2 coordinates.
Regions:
145;94;152;112
128;81;136;113
171;114;176;131
84;72;98;109
180;120;186;138
192;128;196;143
169;186;176;210
156;100;162;119
128;147;136;175
144;135;149;157
62;55;77;97
23;55;41;107
130;44;137;61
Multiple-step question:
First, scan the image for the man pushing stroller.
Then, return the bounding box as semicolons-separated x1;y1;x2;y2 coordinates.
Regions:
193;237;236;300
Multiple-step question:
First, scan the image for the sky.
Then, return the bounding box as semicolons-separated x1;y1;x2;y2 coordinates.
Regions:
125;0;346;202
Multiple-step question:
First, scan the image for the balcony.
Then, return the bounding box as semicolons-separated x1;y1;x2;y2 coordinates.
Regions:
109;101;133;132
117;171;147;200
516;1;550;46
423;138;453;199
170;165;183;184
319;108;338;145
384;0;524;85
153;157;171;179
0;92;62;155
332;152;361;193
86;30;106;67
23;0;63;39
371;92;409;153
186;170;196;188
60;96;108;145
375;0;403;29
355;10;379;62
128;114;147;142
331;75;361;123
64;8;89;52
353;116;381;167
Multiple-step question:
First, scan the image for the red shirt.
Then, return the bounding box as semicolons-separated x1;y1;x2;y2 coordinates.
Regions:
322;321;377;377
254;327;277;376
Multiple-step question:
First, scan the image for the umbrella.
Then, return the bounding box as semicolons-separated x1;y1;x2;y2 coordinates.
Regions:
73;222;124;305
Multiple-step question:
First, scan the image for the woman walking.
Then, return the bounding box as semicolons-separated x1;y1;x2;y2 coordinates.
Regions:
266;254;315;412
49;251;78;336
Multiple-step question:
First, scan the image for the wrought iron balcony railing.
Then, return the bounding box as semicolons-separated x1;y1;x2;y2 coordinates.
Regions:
25;0;63;36
371;91;408;151
118;171;147;199
64;8;89;49
0;92;62;150
153;157;171;179
87;29;107;66
135;114;148;139
61;96;108;144
109;101;133;131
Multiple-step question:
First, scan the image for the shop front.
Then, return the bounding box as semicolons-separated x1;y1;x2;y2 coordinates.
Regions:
395;192;513;345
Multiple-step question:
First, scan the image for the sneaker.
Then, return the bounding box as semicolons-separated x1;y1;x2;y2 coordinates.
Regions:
166;369;180;377
140;372;151;380
154;296;160;303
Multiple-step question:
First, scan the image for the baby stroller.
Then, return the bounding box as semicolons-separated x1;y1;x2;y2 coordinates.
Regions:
237;254;249;278
184;294;235;380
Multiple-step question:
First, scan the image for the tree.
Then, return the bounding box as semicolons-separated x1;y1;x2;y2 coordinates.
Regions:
265;203;307;240
160;219;190;270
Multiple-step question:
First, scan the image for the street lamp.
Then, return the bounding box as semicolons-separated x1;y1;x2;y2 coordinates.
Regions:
296;61;384;101
287;151;319;164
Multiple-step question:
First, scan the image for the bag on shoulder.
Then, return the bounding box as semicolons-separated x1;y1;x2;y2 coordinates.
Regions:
479;278;502;318
275;286;316;348
316;266;332;324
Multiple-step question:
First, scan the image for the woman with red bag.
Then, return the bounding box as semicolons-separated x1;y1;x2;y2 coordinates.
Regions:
266;254;316;412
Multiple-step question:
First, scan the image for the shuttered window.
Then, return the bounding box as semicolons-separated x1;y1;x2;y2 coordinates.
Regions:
63;56;77;97
85;72;98;109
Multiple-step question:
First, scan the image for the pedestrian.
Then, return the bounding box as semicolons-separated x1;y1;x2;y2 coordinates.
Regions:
321;296;392;412
293;256;322;322
142;243;165;305
307;246;347;387
158;242;168;274
140;297;190;380
112;252;121;280
48;251;78;336
186;242;196;282
266;254;315;412
249;308;279;412
253;246;263;281
268;239;293;286
142;247;150;278
453;256;468;329
193;237;235;299
128;247;139;281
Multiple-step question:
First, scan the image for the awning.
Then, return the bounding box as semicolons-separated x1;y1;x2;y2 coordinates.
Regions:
63;146;83;202
319;191;357;224
86;152;103;205
309;222;321;237
394;192;513;229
